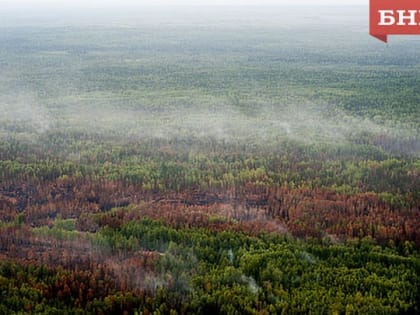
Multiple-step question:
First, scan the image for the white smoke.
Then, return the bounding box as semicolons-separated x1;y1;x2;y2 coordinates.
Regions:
0;94;51;135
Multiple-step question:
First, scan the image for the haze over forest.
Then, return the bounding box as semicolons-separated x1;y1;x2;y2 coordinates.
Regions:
1;6;418;151
0;4;419;314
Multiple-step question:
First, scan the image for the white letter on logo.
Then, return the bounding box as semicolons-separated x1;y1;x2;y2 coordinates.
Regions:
396;10;418;26
378;10;395;26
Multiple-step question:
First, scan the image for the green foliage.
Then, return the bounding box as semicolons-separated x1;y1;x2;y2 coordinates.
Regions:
54;217;76;231
88;218;420;314
3;219;419;313
0;6;419;315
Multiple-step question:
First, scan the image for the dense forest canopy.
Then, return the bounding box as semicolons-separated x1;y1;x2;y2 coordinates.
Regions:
0;5;419;314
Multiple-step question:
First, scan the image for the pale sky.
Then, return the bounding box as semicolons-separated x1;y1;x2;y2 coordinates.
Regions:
1;0;367;7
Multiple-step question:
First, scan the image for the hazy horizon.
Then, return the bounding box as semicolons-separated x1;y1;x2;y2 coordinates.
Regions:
1;0;367;8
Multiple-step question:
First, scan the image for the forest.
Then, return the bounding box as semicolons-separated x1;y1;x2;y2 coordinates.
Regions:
0;4;419;314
